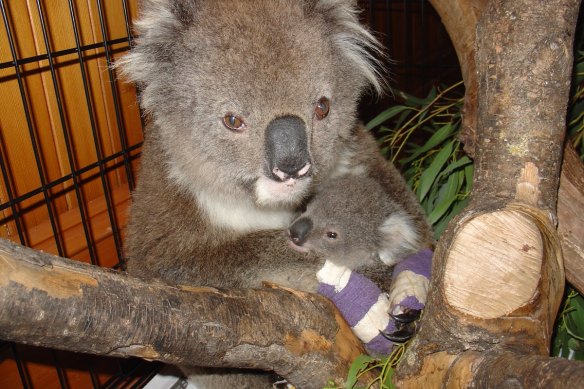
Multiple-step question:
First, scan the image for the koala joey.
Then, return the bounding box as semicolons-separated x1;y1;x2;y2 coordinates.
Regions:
287;172;433;353
120;0;432;386
288;172;426;290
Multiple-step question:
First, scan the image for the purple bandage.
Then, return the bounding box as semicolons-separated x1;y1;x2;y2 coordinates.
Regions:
318;271;384;327
393;248;432;278
317;249;433;356
318;270;394;355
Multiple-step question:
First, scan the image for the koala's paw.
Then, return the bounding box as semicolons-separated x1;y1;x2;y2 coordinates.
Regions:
392;307;422;323
388;249;433;317
388;292;425;317
381;249;433;344
317;261;398;356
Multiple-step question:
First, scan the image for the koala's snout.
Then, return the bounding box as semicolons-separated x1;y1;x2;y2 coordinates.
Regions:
288;217;313;246
265;116;312;182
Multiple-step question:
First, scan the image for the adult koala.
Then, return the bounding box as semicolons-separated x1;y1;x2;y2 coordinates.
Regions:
121;0;432;386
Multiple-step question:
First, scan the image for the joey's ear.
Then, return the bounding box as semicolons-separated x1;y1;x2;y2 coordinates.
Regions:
377;212;421;266
305;0;387;95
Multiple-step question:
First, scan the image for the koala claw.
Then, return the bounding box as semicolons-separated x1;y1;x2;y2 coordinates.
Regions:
380;322;416;343
391;308;421;324
379;309;421;344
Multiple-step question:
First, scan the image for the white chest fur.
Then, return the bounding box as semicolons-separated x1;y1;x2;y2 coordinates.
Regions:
195;189;294;232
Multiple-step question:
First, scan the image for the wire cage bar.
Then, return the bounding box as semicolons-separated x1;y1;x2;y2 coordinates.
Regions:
0;0;458;388
0;0;149;387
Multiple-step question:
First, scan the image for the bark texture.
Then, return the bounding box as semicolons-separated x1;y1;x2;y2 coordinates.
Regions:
431;0;584;294
395;0;584;387
428;0;488;151
0;238;372;389
559;145;584;291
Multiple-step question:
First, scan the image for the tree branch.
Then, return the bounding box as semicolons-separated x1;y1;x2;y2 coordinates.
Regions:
429;0;584;294
428;0;488;152
559;144;584;291
395;0;584;386
0;238;371;389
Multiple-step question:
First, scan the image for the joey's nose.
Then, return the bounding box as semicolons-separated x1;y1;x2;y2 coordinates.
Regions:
288;217;313;246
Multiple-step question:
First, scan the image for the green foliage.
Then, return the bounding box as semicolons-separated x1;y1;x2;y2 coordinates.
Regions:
325;344;407;389
552;288;584;360
366;81;471;239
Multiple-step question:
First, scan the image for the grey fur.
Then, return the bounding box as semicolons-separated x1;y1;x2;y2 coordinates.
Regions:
289;173;422;267
120;0;431;386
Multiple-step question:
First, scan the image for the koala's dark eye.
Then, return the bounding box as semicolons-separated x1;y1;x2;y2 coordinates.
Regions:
314;97;330;120
326;231;338;240
223;113;246;131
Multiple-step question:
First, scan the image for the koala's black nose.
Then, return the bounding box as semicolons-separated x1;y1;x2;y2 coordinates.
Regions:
265;115;312;181
288;217;313;246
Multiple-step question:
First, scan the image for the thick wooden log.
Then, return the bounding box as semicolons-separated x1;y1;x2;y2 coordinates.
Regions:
398;350;584;388
0;238;371;389
559;145;584;291
430;0;584;295
395;0;584;386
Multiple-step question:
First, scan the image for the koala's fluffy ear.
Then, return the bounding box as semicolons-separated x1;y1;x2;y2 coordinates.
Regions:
116;0;197;85
377;211;421;266
140;0;198;24
305;0;387;95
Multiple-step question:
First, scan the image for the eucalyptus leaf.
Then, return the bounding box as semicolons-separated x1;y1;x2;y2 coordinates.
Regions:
568;338;582;351
433;196;470;239
565;294;584;342
425;86;438;102
417;141;453;201
345;354;376;389
366;105;413;130
398;90;433;107
464;163;474;193
379;146;390;158
415;108;430;126
382;367;396;389
573;60;584;82
428;173;459;224
438;156;473;180
401;123;456;164
395;109;414;129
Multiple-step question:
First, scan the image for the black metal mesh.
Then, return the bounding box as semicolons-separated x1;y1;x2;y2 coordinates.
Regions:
0;1;151;387
0;1;458;387
0;0;141;265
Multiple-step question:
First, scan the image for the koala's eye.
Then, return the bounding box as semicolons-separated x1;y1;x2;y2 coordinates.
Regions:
314;97;330;120
326;231;338;240
223;113;246;131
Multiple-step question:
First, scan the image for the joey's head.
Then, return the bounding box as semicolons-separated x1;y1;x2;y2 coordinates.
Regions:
119;0;386;221
288;174;422;268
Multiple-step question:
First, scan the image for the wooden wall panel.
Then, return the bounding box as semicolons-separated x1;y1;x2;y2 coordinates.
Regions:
0;0;141;259
0;1;142;385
